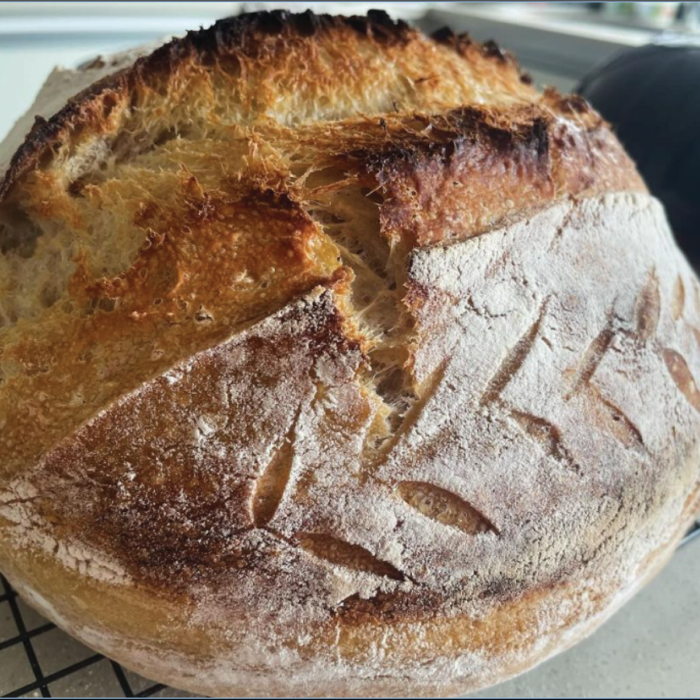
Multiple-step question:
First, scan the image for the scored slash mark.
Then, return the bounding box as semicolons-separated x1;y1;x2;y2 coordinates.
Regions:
565;317;646;451
373;359;449;462
481;297;644;469
633;270;700;417
564;304;648;451
672;274;686;321
480;298;548;406
510;410;580;473
547;200;576;252
663;348;700;414
251;409;300;527
298;533;405;581
397;481;498;535
587;386;645;449
635;269;660;341
478;298;582;473
566;325;614;400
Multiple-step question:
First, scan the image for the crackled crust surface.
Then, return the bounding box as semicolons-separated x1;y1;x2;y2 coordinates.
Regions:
0;10;698;698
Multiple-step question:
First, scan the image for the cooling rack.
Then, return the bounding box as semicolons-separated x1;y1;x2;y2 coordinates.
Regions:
0;573;167;698
1;516;699;699
681;515;700;547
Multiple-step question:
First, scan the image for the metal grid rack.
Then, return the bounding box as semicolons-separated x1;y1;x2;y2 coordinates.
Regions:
681;515;700;547
1;518;699;699
0;574;168;699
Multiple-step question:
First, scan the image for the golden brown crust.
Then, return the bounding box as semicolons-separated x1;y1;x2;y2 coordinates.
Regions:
0;11;408;201
0;10;695;699
0;10;641;205
25;288;363;590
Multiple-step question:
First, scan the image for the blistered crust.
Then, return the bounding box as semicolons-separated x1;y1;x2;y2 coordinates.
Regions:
0;10;641;204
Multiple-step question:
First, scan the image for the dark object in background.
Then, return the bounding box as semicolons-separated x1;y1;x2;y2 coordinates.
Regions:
578;42;700;268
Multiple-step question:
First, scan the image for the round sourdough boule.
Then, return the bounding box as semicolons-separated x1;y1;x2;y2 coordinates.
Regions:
0;10;699;698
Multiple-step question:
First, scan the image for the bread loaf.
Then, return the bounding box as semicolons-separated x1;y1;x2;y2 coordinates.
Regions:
1;10;699;697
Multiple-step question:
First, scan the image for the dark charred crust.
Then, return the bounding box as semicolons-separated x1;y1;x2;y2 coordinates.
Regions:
343;106;558;247
366;8;407;33
347;9;411;41
520;71;534;85
482;39;509;63
353;107;553;172
254;10;289;35
0;8;615;210
430;26;472;56
354;109;553;173
532;116;550;158
290;9;319;38
430;26;455;44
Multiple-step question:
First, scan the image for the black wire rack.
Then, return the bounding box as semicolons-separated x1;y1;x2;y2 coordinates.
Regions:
0;574;168;699
1;517;699;699
680;514;700;547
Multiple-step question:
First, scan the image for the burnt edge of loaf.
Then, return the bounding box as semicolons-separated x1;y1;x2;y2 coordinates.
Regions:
348;107;552;175
0;6;632;218
431;26;473;56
